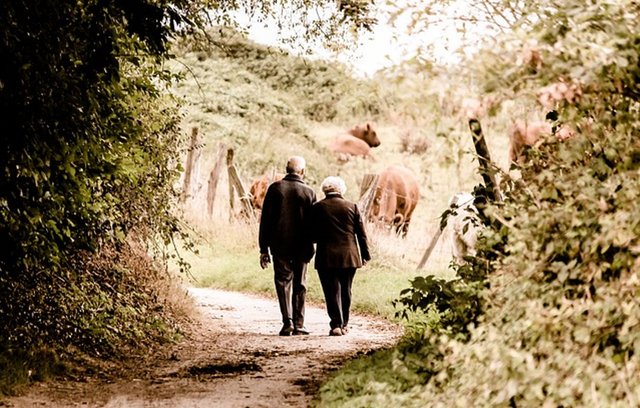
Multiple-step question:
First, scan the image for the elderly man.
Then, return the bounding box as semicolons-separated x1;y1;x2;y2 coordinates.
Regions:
310;176;371;336
259;156;316;336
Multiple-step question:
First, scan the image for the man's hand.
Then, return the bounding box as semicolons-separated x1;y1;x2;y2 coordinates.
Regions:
260;253;271;270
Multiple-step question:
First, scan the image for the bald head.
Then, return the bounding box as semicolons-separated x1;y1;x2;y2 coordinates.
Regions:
286;156;306;175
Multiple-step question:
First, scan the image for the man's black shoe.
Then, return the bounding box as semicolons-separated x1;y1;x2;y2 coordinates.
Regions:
293;327;310;335
279;324;294;336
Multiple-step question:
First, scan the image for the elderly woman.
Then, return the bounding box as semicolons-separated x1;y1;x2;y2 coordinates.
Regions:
309;176;371;336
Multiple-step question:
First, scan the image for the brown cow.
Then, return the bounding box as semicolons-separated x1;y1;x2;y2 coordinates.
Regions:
456;95;500;120
248;172;285;211
508;119;575;164
328;123;381;161
369;165;420;237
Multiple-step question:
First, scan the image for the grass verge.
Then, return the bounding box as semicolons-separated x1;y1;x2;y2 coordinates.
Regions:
0;346;66;397
177;215;453;321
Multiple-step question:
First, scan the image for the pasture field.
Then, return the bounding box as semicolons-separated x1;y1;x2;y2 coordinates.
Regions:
174;113;513;319
179;213;455;320
168;31;518;320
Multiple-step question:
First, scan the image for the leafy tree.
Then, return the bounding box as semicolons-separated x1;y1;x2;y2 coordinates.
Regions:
0;0;376;388
0;0;195;351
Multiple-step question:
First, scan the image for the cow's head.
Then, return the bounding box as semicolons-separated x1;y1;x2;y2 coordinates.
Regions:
249;181;264;210
368;187;397;231
350;123;381;148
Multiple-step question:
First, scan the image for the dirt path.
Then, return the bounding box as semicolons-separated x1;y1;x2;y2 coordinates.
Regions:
4;287;402;407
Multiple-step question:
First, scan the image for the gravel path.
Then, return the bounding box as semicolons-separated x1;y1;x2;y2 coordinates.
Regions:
4;287;402;408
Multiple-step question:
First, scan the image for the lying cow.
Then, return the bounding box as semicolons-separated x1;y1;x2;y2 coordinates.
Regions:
248;171;285;211
536;81;581;110
447;192;481;265
508;115;575;164
369;164;420;237
328;123;381;162
460;95;498;120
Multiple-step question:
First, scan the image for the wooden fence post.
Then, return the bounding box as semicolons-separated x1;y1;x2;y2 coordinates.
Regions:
206;143;226;217
416;227;444;270
181;127;201;203
417;119;502;270
226;148;255;221
468;119;501;202
227;149;235;220
357;174;379;218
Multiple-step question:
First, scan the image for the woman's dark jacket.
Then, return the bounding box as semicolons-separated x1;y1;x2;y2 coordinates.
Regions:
310;193;371;270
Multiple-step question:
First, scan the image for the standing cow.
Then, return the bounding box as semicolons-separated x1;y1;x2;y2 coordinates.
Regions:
328;123;381;162
248;172;285;211
369;165;420;237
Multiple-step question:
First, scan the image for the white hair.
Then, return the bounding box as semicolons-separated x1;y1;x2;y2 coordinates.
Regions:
286;156;306;174
321;176;347;195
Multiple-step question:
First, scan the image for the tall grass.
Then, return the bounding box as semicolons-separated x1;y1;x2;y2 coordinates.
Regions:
0;347;65;397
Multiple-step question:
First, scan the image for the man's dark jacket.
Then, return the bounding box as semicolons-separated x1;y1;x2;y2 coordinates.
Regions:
310;193;371;269
259;173;316;262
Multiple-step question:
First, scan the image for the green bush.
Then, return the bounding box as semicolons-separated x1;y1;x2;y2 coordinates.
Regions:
175;28;384;123
0;2;194;390
320;2;640;406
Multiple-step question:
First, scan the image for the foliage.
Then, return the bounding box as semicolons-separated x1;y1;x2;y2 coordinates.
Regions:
393;274;483;338
0;346;66;396
175;28;384;122
207;0;376;55
0;0;378;395
0;0;192;351
314;1;640;405
394;182;501;334
318;1;640;406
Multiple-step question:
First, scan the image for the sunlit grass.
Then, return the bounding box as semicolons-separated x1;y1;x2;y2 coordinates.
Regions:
169;41;514;326
175;191;458;321
171;110;497;323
